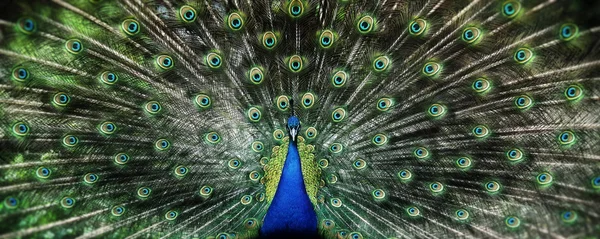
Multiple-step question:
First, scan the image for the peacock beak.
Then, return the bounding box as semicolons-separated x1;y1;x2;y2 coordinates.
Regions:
290;128;297;141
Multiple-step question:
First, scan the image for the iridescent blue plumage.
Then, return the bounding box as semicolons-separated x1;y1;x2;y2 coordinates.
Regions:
261;116;317;237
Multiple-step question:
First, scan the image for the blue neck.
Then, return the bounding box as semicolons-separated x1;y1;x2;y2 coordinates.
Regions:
260;140;317;237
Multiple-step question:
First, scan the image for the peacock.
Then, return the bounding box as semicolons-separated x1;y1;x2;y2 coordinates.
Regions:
1;0;600;238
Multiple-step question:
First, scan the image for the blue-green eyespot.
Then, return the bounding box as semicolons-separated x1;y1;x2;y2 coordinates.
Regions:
156;55;174;69
559;23;578;41
121;19;140;35
12;121;30;137
502;1;521;18
12;67;30;82
65;39;83;54
357;15;375;34
17;17;36;34
514;48;533;64
179;5;197;23
227;12;244;30
462;27;482;44
409;18;427;36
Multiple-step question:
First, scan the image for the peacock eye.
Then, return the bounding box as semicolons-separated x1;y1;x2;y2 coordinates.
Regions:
36;167;51;179
592;176;600;189
514;48;533;64
61;197;75;208
372;56;390;72
156;55;174;70
62;135;79;147
413;147;430;159
18;17;36;34
455;209;470;220
349;232;363;239
260;157;269;166
111;206;125;216
472;125;490;138
505;216;521;228
288;0;304;17
329;143;343;153
422;62;441;77
241;195;253;205
321;219;335;229
559;23;579;41
514;95;533;110
536;172;553;186
462;27;482;43
409;18;427;35
244;218;258;229
52;92;70;107
456;157;472;169
564;85;583;101
273;129;284;141
247;107;262;122
228;159;242;169
114;153;130;165
199;185;213;197
174;165;189;176
249;67;265;84
99;71;118;84
302;92;316;108
429;182;444;193
398;169;412;180
227;12;244;30
506;148;524;162
407;206;420;217
330;198;342;207
12;121;30;136
372;133;388;146
276;95;290;111
319;30;335;48
194;94;211;109
331;108;346;122
217;233;230;239
485;181;501;193
99;121;117;135
206;52;223;69
372;189;385;200
249;171;261;181
121;19;140;35
154;139;171;151
12;67;30;81
472;77;491;93
4;197;19;208
65;39;83;54
376;98;393;111
84;173;99;184
262;31;278;49
165;210;178;220
353;159;367;170
561;211;577;223
318;159;328;168
357;15;375;34
305;127;317;139
558;131;576;146
331;70;348;87
288;55;303;72
427;103;446;118
137;187;152;198
179;5;197;22
252;141;264;152
502;1;521;18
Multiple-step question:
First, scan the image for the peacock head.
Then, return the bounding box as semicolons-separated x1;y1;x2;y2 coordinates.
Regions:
287;115;300;142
